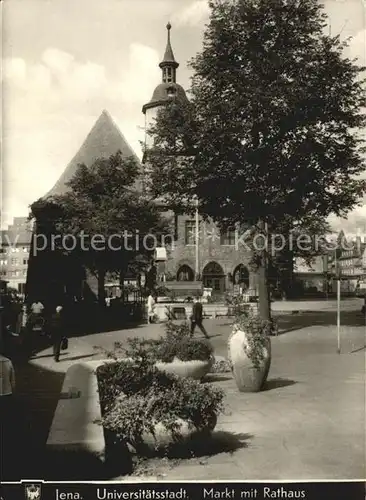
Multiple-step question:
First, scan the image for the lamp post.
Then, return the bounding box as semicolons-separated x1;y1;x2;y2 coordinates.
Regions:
334;248;342;354
195;196;199;281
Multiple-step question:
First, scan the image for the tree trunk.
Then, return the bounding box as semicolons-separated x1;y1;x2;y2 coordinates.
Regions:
97;268;106;307
256;255;271;321
257;220;271;321
119;266;127;302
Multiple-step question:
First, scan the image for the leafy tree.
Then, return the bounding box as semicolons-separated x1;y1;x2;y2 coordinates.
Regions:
30;152;170;306
147;0;366;320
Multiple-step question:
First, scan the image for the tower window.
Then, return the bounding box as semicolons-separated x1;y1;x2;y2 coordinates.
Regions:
166;86;176;98
163;67;174;83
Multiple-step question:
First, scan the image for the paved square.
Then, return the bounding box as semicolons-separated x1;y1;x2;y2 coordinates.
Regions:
12;311;366;481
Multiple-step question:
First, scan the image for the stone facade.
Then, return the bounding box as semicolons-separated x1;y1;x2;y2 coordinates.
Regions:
143;26;253;294
0;217;32;293
161;213;252;293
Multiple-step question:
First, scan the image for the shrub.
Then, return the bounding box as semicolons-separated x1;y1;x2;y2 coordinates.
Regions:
233;312;274;369
210;358;231;373
173;337;213;362
123;321;214;363
225;293;250;317
98;359;225;452
97;359;176;412
165;321;191;340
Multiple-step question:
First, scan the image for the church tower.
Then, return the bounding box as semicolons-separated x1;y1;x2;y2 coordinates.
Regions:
142;23;188;151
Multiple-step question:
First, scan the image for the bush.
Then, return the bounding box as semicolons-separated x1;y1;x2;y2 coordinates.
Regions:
233;312;274;369
164;321;191;340
97;360;176;412
210;358;231;373
97;359;224;452
172;337;213;362
123;321;214;363
225;293;250;316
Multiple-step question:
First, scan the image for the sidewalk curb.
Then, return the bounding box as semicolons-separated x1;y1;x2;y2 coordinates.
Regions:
272;310;316;315
272;309;360;315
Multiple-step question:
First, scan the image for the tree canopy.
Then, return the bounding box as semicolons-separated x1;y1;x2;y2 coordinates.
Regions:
148;0;365;229
30;151;170;304
147;0;366;317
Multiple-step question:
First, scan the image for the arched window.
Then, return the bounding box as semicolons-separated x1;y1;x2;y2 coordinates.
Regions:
202;262;225;292
233;264;249;287
202;262;224;276
177;265;194;281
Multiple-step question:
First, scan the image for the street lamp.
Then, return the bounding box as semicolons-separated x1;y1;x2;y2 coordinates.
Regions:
194;196;200;281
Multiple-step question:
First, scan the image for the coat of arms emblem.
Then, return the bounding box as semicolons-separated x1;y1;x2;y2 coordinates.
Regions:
24;484;41;500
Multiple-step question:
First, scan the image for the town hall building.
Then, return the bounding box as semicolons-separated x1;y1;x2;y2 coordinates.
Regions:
142;23;253;295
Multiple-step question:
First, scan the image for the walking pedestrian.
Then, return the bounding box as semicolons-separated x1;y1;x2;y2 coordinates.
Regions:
190;296;210;338
50;306;65;362
30;299;44;316
147;292;155;324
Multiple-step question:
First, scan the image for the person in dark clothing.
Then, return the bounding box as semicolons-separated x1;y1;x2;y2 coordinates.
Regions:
50;306;65;362
190;296;209;338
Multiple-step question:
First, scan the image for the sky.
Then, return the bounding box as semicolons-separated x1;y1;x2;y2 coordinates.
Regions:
1;0;365;234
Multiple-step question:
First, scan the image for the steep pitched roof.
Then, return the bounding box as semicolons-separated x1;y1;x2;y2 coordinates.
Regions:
45;110;141;197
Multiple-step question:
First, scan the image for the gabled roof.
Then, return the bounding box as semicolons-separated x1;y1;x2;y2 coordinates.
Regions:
45;110;141;197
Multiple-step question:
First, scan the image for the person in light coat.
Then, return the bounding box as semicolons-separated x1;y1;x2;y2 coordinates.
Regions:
0;353;16;429
147;293;155;324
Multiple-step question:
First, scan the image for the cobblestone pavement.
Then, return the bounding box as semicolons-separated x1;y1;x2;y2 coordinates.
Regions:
4;312;365;481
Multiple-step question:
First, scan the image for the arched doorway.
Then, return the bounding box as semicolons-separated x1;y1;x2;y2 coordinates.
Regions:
202;262;225;293
177;265;194;282
233;264;249;289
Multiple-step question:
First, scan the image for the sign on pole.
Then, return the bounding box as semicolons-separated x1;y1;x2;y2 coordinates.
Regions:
334;248;342;354
195;198;199;280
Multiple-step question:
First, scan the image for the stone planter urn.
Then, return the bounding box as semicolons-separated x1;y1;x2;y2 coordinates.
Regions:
119;356;214;380
228;325;271;392
155;355;214;380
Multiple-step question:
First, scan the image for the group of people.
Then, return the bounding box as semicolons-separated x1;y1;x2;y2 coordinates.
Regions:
146;292;210;338
2;296;68;363
26;301;68;363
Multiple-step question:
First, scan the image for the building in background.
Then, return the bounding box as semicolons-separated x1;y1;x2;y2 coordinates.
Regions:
328;235;366;294
142;24;253;296
0;217;32;293
25;110;143;305
293;255;329;295
293;234;366;297
23;24;366;303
